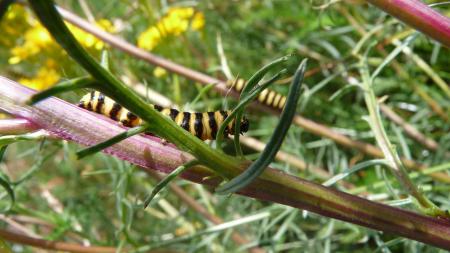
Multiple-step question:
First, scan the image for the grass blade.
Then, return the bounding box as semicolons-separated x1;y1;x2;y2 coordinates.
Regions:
322;159;389;187
0;146;7;162
0;174;14;213
190;83;216;107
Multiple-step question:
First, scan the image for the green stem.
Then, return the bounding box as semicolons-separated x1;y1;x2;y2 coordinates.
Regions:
359;60;447;217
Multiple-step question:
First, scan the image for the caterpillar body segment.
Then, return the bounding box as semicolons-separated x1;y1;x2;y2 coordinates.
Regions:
78;91;249;140
226;79;287;110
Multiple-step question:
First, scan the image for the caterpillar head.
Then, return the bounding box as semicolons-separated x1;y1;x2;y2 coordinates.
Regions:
229;116;250;135
240;117;249;134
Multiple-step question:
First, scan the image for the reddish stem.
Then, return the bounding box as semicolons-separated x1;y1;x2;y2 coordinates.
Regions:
366;0;450;47
1;77;450;249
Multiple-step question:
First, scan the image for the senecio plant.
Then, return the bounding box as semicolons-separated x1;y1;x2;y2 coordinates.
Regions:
0;0;449;251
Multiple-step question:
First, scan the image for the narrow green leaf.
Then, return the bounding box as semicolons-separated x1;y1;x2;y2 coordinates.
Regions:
322;159;389;187
13;155;49;186
0;131;49;147
100;50;110;70
143;160;200;208
329;83;360;101
216;69;287;150
241;55;291;97
216;55;291;149
216;59;308;195
190;83;216;106
0;146;7;162
371;34;417;80
27;77;95;105
232;70;288;157
0;175;14;213
77;124;149;159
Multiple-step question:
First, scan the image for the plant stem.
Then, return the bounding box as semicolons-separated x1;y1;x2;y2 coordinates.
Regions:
359;61;447;217
0;119;37;135
0;228;118;253
2;77;450;250
365;0;450;48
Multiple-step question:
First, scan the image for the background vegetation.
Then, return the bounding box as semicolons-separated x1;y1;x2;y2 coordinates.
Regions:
0;0;449;252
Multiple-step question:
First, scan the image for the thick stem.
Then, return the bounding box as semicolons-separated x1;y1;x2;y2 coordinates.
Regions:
0;118;36;135
366;0;450;48
2;77;450;250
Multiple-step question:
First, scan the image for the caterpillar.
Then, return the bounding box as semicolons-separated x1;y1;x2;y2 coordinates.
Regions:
226;78;287;110
78;91;249;141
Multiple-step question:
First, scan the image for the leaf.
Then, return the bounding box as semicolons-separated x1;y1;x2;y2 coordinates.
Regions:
216;59;308;194
77;124;150;159
0;176;14;213
27;77;95;105
215;55;291;149
143;160;199;208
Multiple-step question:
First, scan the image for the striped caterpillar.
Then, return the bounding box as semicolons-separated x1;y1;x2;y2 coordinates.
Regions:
226;78;287;110
78;91;249;141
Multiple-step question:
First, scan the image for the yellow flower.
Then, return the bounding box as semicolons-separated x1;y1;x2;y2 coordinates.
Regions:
8;17;115;64
96;19;115;33
68;19;114;51
19;62;61;91
0;5;29;47
153;67;167;78
4;5;115;92
8;24;53;64
137;27;162;50
192;12;205;30
137;6;205;50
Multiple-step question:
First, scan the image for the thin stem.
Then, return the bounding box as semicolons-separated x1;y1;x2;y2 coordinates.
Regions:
0;228;118;253
379;104;441;152
359;61;447;217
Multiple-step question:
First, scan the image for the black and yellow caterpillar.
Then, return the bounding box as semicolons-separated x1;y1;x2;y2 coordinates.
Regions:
226;78;287;110
78;91;249;140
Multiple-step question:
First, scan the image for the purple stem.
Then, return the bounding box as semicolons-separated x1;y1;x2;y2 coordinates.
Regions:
366;0;450;47
0;118;37;135
1;77;450;249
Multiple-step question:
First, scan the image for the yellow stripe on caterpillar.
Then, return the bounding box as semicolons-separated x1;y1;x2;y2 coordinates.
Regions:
226;78;287;110
78;91;249;141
